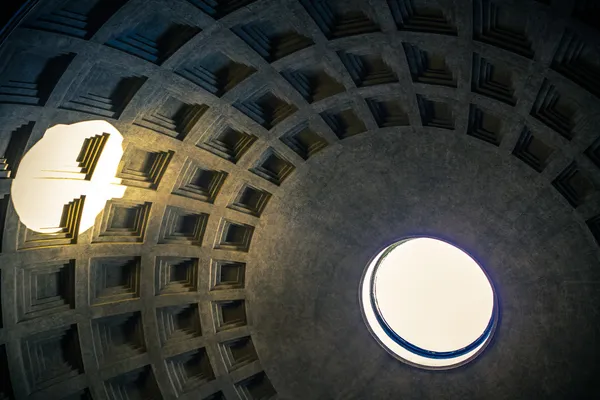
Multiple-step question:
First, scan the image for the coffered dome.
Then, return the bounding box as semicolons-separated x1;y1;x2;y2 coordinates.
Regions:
0;0;599;399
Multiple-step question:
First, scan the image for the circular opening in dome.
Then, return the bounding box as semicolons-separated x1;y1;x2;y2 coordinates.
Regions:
359;237;498;369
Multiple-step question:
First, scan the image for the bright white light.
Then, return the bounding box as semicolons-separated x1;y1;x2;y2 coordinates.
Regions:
360;237;496;369
11;120;126;235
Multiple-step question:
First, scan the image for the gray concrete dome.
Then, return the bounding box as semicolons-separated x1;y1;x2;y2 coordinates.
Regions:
0;0;600;399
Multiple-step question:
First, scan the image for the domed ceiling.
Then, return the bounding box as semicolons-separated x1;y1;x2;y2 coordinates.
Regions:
0;0;600;399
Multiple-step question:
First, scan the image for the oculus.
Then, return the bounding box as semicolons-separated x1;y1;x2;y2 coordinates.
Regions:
360;237;497;369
